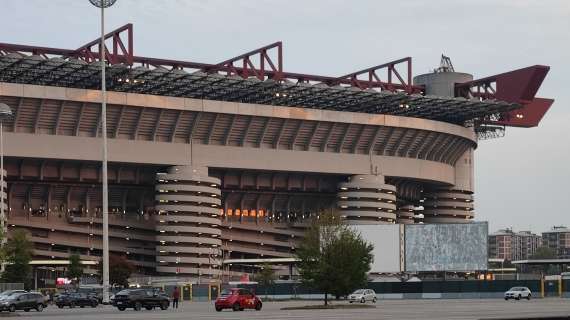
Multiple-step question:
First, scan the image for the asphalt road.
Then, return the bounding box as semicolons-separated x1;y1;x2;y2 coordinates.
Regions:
4;298;570;320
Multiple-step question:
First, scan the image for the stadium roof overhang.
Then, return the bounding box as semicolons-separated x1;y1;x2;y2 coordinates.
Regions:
0;23;553;131
512;259;570;265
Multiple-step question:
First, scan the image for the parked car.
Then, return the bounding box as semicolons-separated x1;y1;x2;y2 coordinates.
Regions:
214;288;262;312
55;292;98;308
348;289;377;303
504;287;532;300
112;289;170;311
0;292;46;312
0;290;27;300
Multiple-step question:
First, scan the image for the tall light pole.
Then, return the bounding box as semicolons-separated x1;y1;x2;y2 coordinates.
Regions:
88;0;117;304
0;103;13;268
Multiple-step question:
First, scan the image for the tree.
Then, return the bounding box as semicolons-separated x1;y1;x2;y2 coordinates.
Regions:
258;263;276;299
98;254;135;288
529;246;558;275
1;229;33;288
296;210;374;306
67;254;84;287
531;247;557;259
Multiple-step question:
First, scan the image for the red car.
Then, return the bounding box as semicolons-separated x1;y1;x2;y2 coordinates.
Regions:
214;288;262;312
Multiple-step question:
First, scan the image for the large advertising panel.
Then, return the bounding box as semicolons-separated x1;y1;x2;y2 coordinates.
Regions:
351;224;401;273
404;222;488;272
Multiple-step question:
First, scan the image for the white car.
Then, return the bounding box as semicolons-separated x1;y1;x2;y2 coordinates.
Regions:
348;289;377;303
504;287;532;300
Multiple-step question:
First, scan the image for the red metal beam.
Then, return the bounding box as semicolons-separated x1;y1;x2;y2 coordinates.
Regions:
491;98;554;128
329;57;422;94
74;23;134;65
211;42;283;80
456;65;553;127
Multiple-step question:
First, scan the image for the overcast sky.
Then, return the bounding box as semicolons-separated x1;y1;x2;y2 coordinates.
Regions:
1;0;568;234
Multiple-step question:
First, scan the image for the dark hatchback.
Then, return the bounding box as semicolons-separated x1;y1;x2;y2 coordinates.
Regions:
56;292;98;308
0;292;46;312
112;289;170;311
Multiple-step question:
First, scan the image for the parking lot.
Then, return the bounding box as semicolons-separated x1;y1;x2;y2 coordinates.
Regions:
3;298;570;320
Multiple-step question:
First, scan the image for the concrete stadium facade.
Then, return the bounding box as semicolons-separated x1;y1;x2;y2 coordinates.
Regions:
0;82;477;277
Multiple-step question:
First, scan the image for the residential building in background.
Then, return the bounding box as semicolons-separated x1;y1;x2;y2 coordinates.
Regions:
542;226;570;259
488;229;541;261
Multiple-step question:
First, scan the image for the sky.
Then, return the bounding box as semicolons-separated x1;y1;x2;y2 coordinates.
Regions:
0;0;568;234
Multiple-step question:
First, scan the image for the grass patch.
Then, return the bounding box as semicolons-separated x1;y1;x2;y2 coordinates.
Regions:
281;304;376;310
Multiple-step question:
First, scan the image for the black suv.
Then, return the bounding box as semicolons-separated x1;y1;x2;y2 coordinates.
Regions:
56;292;98;308
112;289;170;311
0;292;46;312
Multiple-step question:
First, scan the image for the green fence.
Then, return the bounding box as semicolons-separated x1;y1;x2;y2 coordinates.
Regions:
234;280;559;299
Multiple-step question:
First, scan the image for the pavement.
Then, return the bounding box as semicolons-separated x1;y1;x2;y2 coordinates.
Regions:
3;298;570;320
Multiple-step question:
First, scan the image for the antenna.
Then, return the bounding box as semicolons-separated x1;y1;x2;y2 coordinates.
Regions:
435;54;455;73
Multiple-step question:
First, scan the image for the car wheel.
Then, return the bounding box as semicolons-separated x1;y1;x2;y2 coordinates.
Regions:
215;306;222;312
92;302;98;308
58;304;64;308
70;302;75;308
360;297;365;304
24;308;30;312
527;294;531;300
255;302;262;311
373;297;377;303
80;305;85;308
36;304;44;312
145;306;153;310
516;295;521;300
504;297;509;301
134;302;142;311
160;301;168;310
8;305;15;313
118;307;126;311
349;301;353;303
232;303;240;312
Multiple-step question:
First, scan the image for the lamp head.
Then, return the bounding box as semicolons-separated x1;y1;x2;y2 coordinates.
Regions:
0;103;13;122
88;0;117;8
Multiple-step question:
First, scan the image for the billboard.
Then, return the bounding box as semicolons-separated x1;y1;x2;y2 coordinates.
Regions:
404;222;488;272
351;224;401;273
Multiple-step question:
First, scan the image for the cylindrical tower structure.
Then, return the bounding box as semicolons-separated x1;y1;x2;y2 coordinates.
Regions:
396;204;415;224
422;188;474;223
155;166;222;276
413;71;473;97
337;174;397;224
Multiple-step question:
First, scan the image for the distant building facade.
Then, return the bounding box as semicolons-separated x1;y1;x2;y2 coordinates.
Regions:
542;226;570;259
489;229;541;261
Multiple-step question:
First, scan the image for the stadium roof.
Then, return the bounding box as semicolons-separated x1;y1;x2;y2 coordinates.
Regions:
0;23;553;131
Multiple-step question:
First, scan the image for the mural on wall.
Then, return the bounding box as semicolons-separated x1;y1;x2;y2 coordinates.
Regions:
405;222;488;272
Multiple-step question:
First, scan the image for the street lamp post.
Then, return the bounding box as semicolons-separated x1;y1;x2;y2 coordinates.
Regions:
0;103;13;269
88;0;117;305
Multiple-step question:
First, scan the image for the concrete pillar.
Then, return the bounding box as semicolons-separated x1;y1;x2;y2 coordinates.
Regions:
421;188;474;223
155;166;222;276
337;174;397;224
396;204;415;224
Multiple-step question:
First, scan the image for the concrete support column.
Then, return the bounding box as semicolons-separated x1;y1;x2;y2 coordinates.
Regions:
155;166;222;276
422;189;474;223
337;174;397;224
396;204;415;224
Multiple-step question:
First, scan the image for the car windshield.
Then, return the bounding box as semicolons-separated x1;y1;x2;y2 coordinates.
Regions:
353;289;365;294
116;290;131;295
220;289;236;297
509;287;523;291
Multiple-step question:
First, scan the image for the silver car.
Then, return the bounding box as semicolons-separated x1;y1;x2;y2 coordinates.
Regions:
348;289;377;303
504;287;531;300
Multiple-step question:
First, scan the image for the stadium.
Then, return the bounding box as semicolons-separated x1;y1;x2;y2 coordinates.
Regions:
0;24;553;279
